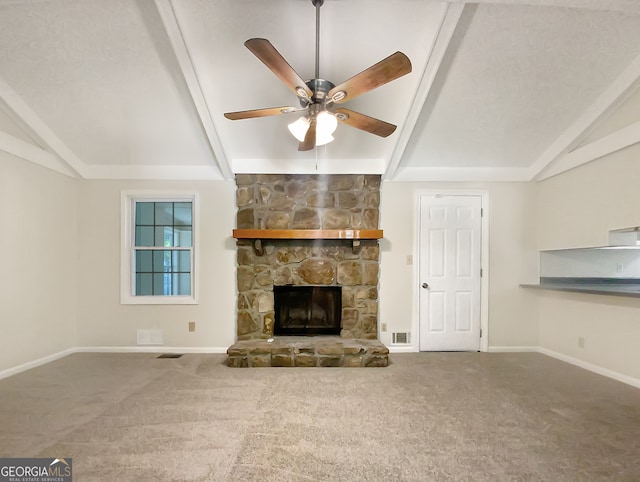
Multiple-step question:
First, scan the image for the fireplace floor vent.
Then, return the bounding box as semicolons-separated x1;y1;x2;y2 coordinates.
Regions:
392;332;411;344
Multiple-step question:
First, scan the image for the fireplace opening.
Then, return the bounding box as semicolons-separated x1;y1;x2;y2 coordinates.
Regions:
273;286;342;336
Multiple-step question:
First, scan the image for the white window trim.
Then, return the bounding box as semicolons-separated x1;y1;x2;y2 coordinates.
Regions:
120;190;199;305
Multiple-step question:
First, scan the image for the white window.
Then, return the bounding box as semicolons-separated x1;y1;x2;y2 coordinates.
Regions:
121;191;198;304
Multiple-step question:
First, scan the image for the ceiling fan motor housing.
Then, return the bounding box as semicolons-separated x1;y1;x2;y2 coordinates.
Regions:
304;78;335;106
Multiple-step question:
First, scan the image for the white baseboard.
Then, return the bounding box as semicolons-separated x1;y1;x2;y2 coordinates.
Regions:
388;345;417;353
75;346;228;354
488;346;539;353
389;345;539;354
0;347;76;381
537;347;640;390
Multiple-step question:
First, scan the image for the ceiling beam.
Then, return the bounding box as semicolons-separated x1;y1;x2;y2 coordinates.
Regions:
537;120;640;180
153;0;233;180
384;3;466;181
0;76;86;178
0;131;76;177
530;52;640;181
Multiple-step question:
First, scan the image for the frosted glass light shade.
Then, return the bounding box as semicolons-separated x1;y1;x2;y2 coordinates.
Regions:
288;117;309;142
288;111;338;146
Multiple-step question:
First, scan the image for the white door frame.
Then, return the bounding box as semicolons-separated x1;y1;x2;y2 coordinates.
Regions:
414;189;489;352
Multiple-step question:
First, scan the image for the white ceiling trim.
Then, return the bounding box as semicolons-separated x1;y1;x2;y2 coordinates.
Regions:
232;157;386;175
0;76;86;178
385;2;465;181
392;166;532;182
530;52;640;181
449;0;640;13
537;120;640;180
84;164;225;181
154;0;232;180
0;131;76;177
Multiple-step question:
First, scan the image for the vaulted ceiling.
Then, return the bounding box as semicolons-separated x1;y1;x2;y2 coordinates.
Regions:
1;0;639;182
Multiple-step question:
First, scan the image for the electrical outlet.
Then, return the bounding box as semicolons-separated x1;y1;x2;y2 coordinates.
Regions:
616;263;624;273
381;323;387;332
188;321;196;332
578;336;584;348
406;255;413;265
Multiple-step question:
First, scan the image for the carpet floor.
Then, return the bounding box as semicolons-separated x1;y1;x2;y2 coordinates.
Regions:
0;352;639;481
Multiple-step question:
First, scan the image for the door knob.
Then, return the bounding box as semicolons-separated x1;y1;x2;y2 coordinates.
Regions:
422;282;430;289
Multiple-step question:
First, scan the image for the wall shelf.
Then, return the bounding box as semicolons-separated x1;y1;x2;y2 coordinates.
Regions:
232;229;383;255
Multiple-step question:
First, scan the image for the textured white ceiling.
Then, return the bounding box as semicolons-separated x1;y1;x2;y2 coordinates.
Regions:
0;0;216;170
402;3;640;169
0;0;639;181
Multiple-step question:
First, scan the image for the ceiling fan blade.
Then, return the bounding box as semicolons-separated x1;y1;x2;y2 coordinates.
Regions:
245;38;314;101
298;117;317;151
327;51;411;104
332;108;397;137
224;106;303;120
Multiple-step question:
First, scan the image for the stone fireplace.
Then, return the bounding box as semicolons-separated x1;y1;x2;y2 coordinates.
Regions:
227;174;389;367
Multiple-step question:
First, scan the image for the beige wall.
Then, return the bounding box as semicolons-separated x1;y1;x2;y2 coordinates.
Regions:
76;179;237;350
536;143;640;380
76;178;539;352
10;146;639;380
379;181;539;349
0;153;78;372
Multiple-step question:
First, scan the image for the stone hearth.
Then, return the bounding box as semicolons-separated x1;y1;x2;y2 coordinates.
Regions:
227;336;389;368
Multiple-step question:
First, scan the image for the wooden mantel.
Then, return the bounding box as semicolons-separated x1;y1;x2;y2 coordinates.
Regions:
232;229;383;255
233;229;383;240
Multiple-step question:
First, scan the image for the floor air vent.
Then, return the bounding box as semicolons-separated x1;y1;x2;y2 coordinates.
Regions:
392;332;411;344
157;354;183;359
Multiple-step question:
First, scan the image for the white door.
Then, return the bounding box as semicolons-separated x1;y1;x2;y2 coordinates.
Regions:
419;195;482;351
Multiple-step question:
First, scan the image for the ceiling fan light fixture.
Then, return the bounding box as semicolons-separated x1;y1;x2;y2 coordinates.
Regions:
288;111;337;147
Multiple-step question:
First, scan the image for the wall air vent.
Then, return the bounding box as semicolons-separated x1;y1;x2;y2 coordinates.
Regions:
392;332;411;344
137;329;164;345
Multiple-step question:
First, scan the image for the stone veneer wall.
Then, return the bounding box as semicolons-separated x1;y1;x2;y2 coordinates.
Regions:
235;174;381;340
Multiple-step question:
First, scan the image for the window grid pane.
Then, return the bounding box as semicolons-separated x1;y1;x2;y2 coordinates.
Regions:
135;202;192;248
134;200;193;296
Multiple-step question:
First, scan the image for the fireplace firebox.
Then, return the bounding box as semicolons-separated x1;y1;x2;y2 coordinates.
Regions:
273;286;342;336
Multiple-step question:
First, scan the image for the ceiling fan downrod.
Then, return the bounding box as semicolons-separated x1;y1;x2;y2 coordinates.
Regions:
312;0;323;80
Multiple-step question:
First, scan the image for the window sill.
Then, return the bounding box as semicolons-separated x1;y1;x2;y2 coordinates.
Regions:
120;295;198;305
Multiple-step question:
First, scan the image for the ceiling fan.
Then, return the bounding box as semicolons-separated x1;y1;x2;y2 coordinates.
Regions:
223;0;412;151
